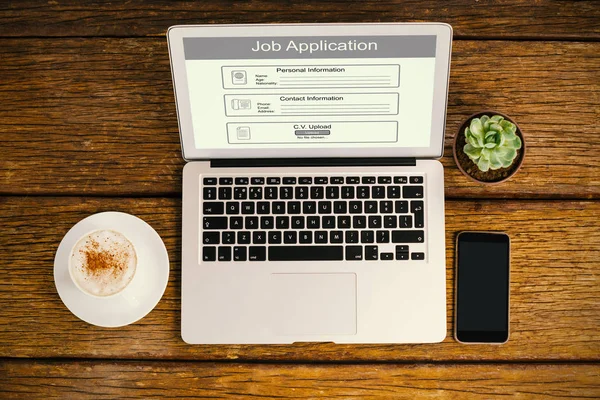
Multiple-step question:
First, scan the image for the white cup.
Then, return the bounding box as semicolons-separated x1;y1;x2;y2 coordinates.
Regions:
68;229;137;298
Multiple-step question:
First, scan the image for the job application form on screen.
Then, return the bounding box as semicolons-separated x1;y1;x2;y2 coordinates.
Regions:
183;35;437;150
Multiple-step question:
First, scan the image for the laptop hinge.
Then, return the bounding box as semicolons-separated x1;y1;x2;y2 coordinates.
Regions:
210;157;417;168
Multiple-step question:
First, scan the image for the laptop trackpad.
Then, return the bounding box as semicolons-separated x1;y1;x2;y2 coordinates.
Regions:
271;273;357;336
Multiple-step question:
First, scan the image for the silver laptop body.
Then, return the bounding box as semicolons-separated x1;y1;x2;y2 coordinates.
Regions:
168;23;452;344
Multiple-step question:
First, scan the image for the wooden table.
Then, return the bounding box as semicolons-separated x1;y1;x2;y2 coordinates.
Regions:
1;1;599;398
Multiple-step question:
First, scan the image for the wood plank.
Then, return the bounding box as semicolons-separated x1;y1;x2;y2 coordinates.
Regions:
1;0;599;39
0;39;598;198
0;197;598;361
0;360;598;399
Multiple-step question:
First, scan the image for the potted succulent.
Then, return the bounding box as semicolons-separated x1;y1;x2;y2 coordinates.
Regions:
453;111;525;184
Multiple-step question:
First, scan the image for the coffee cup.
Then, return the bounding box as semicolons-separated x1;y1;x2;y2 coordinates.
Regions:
68;229;137;298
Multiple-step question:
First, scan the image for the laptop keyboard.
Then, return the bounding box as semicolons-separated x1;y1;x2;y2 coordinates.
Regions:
200;175;426;262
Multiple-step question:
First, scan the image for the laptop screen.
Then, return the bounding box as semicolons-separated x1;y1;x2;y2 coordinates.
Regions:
168;24;452;159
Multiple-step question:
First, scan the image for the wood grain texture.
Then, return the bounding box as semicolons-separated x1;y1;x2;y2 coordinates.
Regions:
0;360;598;399
1;0;599;39
0;197;598;361
0;39;598;198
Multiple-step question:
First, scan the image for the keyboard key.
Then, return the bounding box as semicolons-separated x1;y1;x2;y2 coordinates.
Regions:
365;201;378;214
203;177;217;185
234;187;248;200
280;187;293;199
245;216;259;229
372;186;385;199
230;217;243;229
353;215;366;229
411;252;425;260
283;177;296;185
203;187;217;200
394;176;408;184
338;216;351;229
241;202;254;214
330;231;343;243
331;177;344;184
235;177;249;185
251;177;265;185
291;216;305;229
384;216;397;228
315;231;328;243
365;245;379;260
345;230;359;243
396;251;409;260
219;177;233;185
299;177;312;184
203;246;216;261
233;246;247;261
268;231;282;244
272;202;285;214
221;232;235;245
399;215;413;229
302;201;317;214
357;186;370;199
295;186;309;199
203;202;224;215
334;201;347;214
218;246;231;261
362;176;376;184
387;186;401;198
381;252;394;260
346;177;360;184
315;177;328;184
378;176;392;184
203;232;219;244
322;216;336;229
395;200;409;213
269;246;343;261
307;216;320;229
249;187;262;199
299;231;313;244
267;177;280;185
260;216;274;229
341;186;355;199
345;246;363;260
218;187;232;200
368;216;382;229
288;202;301;214
349;201;362;214
237;231;251;244
361;230;374;243
376;230;390;243
326;186;340;199
412;200;425;228
284;231;297;244
318;201;332;214
203;217;227;230
392;231;425;243
225;202;239;215
264;187;278;199
396;245;409;252
276;216;289;229
253;231;266;244
410;176;424;184
403;185;424;198
311;186;324;199
249;246;266;261
380;201;393;214
257;202;270;214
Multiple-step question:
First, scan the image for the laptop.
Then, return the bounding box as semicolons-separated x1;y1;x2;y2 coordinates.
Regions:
167;23;452;344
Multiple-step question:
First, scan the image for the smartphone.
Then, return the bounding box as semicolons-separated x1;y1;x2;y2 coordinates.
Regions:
454;231;510;344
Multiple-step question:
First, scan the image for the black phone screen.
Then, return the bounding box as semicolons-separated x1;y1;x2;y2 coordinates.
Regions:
456;232;510;343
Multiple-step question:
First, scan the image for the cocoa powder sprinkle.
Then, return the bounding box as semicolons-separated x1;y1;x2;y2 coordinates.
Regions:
82;239;128;277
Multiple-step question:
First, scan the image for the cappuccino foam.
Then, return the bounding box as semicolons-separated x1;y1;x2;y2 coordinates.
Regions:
70;230;137;297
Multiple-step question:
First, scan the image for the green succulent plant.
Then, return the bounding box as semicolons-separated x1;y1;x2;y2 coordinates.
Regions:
463;115;522;172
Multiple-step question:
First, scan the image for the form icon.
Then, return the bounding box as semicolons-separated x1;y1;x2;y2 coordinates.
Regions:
236;126;251;140
231;70;247;85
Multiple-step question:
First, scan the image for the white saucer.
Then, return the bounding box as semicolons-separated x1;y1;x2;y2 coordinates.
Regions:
54;212;169;327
